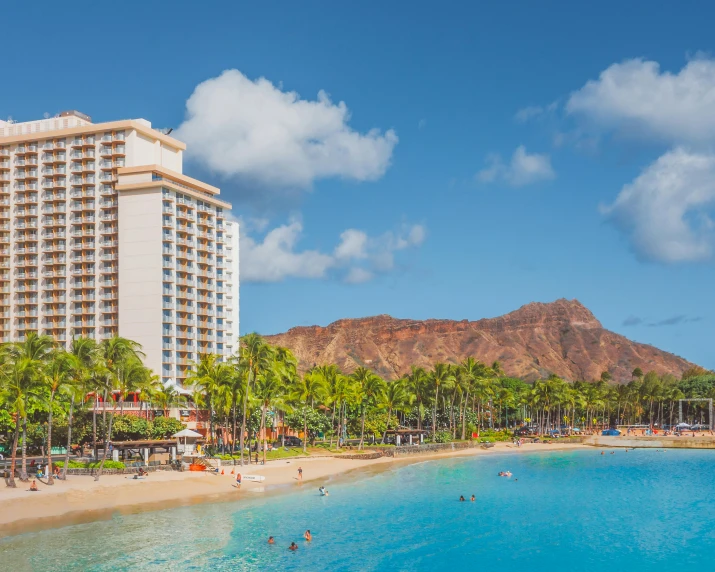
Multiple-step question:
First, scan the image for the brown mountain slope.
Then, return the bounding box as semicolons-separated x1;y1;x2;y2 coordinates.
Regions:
264;299;697;382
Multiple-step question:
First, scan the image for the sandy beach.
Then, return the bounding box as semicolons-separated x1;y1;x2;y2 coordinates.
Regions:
0;442;587;537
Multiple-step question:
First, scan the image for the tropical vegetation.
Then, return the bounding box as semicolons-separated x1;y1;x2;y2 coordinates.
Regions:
2;331;714;489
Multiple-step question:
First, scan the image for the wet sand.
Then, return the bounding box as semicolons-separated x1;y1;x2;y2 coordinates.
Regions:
0;441;587;537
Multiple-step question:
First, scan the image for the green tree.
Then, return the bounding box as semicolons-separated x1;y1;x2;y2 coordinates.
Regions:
237;334;273;465
94;337;147;481
428;363;455;439
351;367;385;450
379;380;408;444
2;332;54;481
290;371;327;452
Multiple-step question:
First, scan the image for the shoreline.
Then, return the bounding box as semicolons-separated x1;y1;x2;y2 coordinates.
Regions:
0;442;587;538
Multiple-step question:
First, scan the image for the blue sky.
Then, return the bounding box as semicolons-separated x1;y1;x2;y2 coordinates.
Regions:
4;2;715;367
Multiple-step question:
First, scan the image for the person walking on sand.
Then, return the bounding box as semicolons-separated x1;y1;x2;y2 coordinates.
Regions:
236;473;242;488
298;466;303;481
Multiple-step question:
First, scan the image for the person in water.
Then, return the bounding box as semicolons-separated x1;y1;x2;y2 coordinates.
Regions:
268;536;275;544
319;486;329;496
459;495;465;502
470;495;475;502
304;530;312;542
289;542;298;551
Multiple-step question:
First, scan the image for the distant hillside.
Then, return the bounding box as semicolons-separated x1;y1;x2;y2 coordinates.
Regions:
264;299;697;382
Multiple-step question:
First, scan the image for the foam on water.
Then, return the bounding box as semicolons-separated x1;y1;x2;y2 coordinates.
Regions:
3;449;715;571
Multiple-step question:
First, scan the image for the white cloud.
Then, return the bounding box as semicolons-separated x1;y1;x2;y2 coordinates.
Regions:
240;219;425;282
239;218;335;282
514;101;558;123
476;146;555;187
567;57;715;143
175;69;398;188
514;105;544;123
334;229;368;260
344;267;374;284
602;148;715;262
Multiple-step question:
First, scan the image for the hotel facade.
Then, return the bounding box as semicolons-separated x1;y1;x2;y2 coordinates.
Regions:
0;111;239;388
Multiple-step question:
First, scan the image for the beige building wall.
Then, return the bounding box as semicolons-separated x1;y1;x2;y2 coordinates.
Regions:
117;188;164;375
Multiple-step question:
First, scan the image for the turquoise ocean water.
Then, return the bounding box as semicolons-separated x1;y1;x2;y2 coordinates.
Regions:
3;449;715;571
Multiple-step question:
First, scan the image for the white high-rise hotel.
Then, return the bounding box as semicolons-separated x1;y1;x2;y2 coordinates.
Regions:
0;111;239;387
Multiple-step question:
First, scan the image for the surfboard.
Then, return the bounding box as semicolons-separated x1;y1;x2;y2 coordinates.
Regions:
242;475;266;482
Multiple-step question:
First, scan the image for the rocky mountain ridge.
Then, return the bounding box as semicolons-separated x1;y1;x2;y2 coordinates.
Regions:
264;299;696;382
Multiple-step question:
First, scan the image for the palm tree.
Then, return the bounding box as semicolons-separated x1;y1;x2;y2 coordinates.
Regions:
0;357;36;487
43;349;74;485
404;366;428;430
290;371;326;453
254;368;287;463
61;336;100;479
351;367;385;450
379;380;408;444
94;337;145;481
457;357;486;439
185;353;234;453
237;334;273;465
314;364;342;447
2;332;54;481
428;363;455;439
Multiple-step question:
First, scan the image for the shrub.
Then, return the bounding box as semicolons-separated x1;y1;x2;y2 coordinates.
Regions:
88;460;125;469
433;431;452;444
55;460;126;470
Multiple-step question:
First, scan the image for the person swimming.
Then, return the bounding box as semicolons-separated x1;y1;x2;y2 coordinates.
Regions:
268;536;275;544
318;486;329;496
459;495;465;502
304;530;312;542
470;495;475;501
289;542;298;551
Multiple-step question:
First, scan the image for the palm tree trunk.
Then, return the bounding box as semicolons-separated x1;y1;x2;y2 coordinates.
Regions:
461;390;469;440
239;366;253;466
20;411;28;482
95;398;121;481
6;416;20;487
62;394;75;480
46;389;55;485
432;386;439;439
359;405;366;450
336;399;342;449
416;397;421;431
329;404;336;448
260;404;267;465
303;406;308;453
382;407;392;445
92;397;98;460
231;398;237;456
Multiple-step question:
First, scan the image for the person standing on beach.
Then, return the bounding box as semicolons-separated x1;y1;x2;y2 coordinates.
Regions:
298;467;303;481
236;473;242;487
